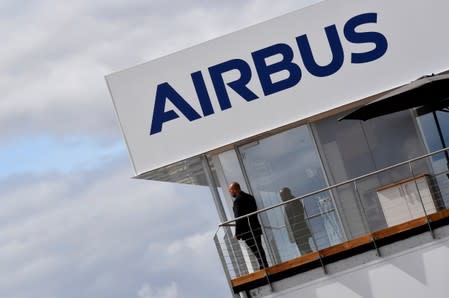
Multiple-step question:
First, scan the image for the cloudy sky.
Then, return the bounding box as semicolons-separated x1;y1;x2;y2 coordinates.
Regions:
0;1;319;297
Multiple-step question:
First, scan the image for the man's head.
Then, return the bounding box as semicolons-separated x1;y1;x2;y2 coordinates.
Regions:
279;187;293;201
228;182;241;198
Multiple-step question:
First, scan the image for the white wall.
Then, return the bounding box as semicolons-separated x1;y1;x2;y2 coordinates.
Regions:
268;237;449;298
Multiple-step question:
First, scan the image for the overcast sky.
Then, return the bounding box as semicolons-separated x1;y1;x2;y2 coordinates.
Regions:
0;1;319;297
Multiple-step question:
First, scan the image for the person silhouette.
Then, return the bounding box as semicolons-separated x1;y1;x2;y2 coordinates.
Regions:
279;187;312;254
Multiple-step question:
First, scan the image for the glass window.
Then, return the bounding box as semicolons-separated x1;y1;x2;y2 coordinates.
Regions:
217;150;249;192
417;110;449;207
311;113;376;183
239;127;326;203
238;125;344;259
209;150;249;221
362;110;428;184
417;111;449;167
312;109;430;233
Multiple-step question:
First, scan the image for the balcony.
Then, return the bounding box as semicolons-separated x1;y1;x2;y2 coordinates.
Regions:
214;147;449;295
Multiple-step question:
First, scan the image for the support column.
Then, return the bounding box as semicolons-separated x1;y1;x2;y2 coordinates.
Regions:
202;155;228;222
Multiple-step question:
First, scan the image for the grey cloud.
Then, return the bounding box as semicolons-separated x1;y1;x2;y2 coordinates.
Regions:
0;2;321;297
0;155;227;298
0;0;320;144
137;282;178;298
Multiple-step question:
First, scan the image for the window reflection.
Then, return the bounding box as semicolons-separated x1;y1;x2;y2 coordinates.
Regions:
238;125;344;260
312;109;429;233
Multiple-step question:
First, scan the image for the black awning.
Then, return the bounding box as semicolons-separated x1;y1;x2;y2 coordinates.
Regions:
339;73;449;121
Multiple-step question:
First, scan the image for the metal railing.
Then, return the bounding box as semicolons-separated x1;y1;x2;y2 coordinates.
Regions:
214;147;449;283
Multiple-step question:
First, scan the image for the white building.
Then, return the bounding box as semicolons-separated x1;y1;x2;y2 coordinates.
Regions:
106;0;449;297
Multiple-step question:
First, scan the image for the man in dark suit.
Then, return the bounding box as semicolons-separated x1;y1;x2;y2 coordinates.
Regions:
229;182;269;269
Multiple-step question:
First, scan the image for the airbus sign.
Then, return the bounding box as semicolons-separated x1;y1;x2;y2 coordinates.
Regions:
106;0;449;176
150;12;388;135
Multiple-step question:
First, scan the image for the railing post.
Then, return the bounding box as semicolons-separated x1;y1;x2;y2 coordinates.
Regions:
258;215;277;267
214;230;239;297
247;217;272;290
408;161;435;239
353;180;380;256
224;224;247;277
303;202;327;274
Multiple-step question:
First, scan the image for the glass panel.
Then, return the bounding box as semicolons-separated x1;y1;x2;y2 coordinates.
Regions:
311;113;380;235
361;110;428;178
308;211;342;249
210;150;250;228
417;112;448;153
311;114;376;183
416;110;449;207
312;109;430;234
217;150;249;192
410;156;448;212
238;125;344;261
421;111;449;157
239;127;327;209
209;151;256;273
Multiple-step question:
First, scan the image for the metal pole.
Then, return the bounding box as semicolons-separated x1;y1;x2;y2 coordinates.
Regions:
201;155;228;223
309;125;349;242
303;202;327;274
247;217;272;290
408;161;435;239
432;111;449;178
225;224;247;277
258;216;277;266
234;146;254;194
214;231;240;297
353;181;380;256
235;146;282;264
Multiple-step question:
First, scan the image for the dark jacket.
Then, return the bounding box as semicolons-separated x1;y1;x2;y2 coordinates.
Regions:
233;191;262;240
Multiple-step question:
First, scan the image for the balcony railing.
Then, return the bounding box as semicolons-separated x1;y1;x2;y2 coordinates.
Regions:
214;147;449;293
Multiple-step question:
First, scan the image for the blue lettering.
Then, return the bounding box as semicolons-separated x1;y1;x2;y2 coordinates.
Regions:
209;59;259;111
344;12;388;64
296;24;344;77
252;43;302;96
148;12;389;135
150;82;201;135
191;71;214;117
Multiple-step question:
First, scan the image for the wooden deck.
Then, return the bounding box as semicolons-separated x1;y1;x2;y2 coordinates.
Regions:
230;208;449;292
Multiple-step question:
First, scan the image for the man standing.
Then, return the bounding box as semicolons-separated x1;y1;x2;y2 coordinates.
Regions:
229;182;269;270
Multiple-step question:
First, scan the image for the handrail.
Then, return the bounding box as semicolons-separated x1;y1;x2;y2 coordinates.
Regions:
219;146;449;227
